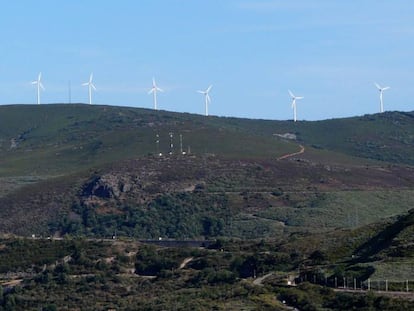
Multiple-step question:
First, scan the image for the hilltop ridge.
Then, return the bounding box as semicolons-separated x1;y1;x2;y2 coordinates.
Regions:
0;104;413;239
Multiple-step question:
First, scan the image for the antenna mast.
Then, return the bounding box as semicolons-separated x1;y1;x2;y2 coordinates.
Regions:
156;134;160;156
169;132;173;154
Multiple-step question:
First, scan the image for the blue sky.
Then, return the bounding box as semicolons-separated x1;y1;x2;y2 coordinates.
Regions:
0;0;413;120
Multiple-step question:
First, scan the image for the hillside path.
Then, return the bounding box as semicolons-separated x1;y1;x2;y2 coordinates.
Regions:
277;144;305;160
179;257;193;269
252;272;273;286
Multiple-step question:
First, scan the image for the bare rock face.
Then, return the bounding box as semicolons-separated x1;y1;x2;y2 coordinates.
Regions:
78;157;209;211
82;175;127;199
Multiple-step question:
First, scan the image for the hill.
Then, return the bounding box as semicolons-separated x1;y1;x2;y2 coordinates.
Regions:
0;213;413;310
206;111;414;165
0;104;299;177
1;105;414;177
0;104;413;239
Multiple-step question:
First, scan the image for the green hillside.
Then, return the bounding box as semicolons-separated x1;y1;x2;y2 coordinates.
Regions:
0;104;298;176
206;111;414;165
1;105;414;178
0;104;413;239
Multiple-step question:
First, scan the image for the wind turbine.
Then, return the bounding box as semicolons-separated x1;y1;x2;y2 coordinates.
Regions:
288;90;304;122
148;78;163;110
197;85;212;116
82;73;96;105
31;72;44;105
375;83;390;113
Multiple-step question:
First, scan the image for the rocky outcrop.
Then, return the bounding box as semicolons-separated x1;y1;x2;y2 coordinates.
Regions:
82;175;135;200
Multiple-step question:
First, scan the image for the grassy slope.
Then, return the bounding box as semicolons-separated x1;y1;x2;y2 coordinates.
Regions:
1;105;414;177
0;104;300;177
206;111;414;165
0;104;413;238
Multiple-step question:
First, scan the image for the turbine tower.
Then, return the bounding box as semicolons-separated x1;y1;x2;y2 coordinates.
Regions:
31;72;44;105
148;78;163;110
197;85;212;116
288;90;304;122
375;83;390;113
82;73;96;105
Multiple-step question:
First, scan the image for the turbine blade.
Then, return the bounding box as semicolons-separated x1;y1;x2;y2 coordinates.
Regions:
39;83;45;90
296;96;304;100
148;89;154;95
206;85;213;93
91;83;96;91
90;73;93;82
383;86;390;91
206;94;211;103
374;83;381;90
38;72;42;80
197;90;204;94
157;87;164;92
31;81;38;85
82;82;89;86
288;90;294;98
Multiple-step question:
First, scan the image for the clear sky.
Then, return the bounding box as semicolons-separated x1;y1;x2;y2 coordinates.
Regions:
0;1;413;120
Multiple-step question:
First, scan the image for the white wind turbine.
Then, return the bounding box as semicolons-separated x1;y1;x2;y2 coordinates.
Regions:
82;73;96;105
288;90;304;122
31;72;44;105
197;85;212;116
375;83;390;113
148;78;163;110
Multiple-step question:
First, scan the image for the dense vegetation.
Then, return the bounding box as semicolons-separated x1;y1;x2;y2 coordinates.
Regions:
0;104;413;309
0;236;413;310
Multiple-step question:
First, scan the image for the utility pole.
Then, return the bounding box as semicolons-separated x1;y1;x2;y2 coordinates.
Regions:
180;134;183;154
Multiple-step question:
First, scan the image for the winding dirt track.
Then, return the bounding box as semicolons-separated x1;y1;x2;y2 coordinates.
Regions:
277;144;305;160
252;272;273;286
179;257;194;269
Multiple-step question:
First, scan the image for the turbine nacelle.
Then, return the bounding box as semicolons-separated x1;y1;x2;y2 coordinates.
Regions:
375;82;390;92
149;78;163;94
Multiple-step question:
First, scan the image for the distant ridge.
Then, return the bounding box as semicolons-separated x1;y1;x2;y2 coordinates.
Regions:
0;105;413;177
